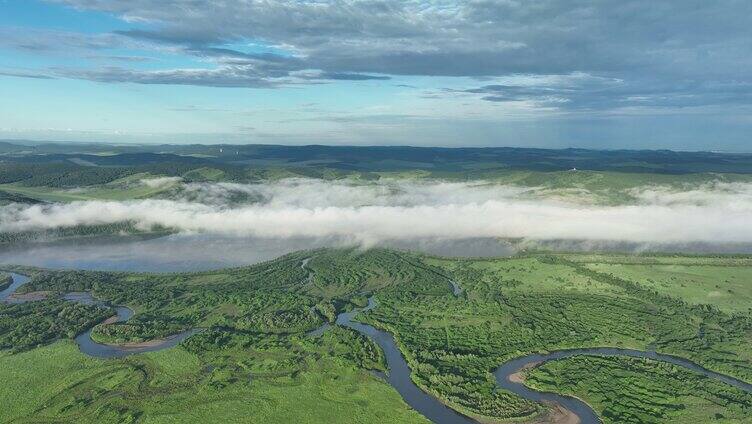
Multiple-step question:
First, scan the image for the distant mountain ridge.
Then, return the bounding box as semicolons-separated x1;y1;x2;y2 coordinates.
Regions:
2;140;752;174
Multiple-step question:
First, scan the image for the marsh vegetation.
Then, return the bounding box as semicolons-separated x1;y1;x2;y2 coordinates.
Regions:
1;248;751;422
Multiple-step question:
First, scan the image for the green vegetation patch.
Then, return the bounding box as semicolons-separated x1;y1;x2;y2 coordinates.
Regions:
90;318;188;344
0;222;173;246
583;262;752;314
0;272;12;291
0;299;111;352
526;355;752;423
0;341;425;424
319;326;387;372
363;253;752;420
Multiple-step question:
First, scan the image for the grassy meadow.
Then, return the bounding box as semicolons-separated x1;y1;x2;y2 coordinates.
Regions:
0;340;423;424
581;262;752;314
0;173;179;203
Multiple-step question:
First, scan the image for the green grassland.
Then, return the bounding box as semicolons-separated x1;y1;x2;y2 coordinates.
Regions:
0;341;422;424
1;248;752;422
581;262;752;314
0;173;180;202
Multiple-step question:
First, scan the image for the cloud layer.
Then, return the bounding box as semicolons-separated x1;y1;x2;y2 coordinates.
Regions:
1;1;749;112
2;179;752;246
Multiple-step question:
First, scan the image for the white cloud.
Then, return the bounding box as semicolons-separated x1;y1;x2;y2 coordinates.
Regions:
141;176;182;188
2;179;751;246
629;182;752;208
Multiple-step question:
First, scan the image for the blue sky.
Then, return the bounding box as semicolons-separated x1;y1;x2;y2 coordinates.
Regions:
1;0;751;150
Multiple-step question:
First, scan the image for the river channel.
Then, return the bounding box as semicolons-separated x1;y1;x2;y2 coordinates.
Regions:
4;258;752;423
1;273;199;358
323;296;752;424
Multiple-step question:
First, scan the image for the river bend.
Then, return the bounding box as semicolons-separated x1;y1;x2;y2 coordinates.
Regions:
6;271;752;422
1;272;198;358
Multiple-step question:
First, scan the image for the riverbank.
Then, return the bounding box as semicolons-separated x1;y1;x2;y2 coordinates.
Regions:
334;295;752;424
1;273;200;358
4;248;752;423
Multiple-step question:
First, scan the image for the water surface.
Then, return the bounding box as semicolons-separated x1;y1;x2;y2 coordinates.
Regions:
0;235;515;272
336;298;477;424
0;272;30;301
4;233;752;274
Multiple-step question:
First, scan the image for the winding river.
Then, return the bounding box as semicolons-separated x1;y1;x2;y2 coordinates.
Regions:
0;272;30;301
493;348;752;424
336;297;478;424
1;273;199;358
321;295;752;424
6;266;752;423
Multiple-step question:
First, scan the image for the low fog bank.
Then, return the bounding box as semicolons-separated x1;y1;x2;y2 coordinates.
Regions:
2;178;752;248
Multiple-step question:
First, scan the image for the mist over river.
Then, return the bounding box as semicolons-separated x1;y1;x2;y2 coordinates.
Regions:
0;234;516;272
2;233;751;273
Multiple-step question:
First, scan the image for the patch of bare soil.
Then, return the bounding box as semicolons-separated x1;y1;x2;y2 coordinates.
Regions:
512;361;581;424
7;291;50;302
508;360;542;383
531;403;580;424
